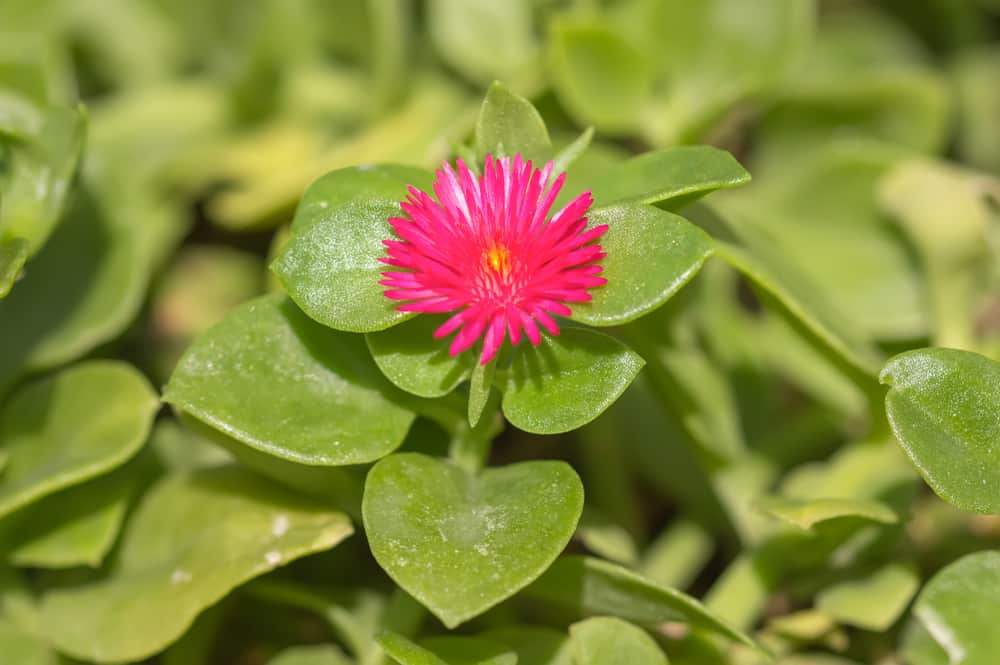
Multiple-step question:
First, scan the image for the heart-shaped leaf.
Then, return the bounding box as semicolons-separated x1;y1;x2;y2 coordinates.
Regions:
816;563;919;631
27;467;353;663
880;348;1000;513
366;315;475;398
502;328;644;434
165;295;417;466
526;556;756;648
910;551;1000;665
589;147;750;210
475;81;551;164
0;361;157;521
272;165;433;333
570;617;668;665
364;453;584;628
570;205;714;327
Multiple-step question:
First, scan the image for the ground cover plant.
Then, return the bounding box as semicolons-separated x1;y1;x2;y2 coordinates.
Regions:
0;1;998;664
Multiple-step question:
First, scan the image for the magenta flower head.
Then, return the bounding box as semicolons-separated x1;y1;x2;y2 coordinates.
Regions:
380;155;609;365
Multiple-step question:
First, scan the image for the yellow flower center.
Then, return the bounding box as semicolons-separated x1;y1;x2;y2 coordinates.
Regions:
483;244;512;276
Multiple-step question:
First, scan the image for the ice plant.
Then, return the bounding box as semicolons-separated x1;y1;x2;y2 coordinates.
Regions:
380;155;609;364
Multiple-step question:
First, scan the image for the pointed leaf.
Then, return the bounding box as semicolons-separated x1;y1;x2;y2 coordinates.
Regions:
816;563;919;631
475;81;551;164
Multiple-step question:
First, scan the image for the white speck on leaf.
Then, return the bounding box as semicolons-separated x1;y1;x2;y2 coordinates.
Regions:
171;569;192;585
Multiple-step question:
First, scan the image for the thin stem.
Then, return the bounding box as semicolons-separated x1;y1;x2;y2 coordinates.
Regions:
449;388;503;475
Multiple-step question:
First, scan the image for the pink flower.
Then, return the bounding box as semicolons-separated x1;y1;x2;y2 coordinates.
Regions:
380;155;608;365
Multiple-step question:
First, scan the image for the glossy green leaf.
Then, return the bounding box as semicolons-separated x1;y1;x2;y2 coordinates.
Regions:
0;619;56;665
165;294;416;466
569;205;714;327
428;0;537;87
272;165;433;333
366;315;474;398
756;496;898;532
475;81;551;164
527;556;756;648
0;361;156;521
0;186;162;396
880;348;1000;514
502;328;644;434
547;16;651;134
910;551;1000;665
0;235;27;298
268;645;352;665
467;357;495;428
816;563;919;631
481;627;573;665
30;467;353;663
0;462;142;569
570;617;668;665
364;453;583;628
590;147;750;210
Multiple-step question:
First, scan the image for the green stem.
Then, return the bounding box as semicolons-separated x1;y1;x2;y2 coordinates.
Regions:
449;388;503;475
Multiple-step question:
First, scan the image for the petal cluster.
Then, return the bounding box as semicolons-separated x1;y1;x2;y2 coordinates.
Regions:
380;155;608;364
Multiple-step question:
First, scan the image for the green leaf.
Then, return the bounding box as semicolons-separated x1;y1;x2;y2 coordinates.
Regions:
0;235;27;298
475;81;551;164
165;295;416;466
427;0;537;87
880;348;1000;514
501;328;644;434
548;17;651;134
0;619;56;665
569;617;669;665
29;467;353;663
363;453;584;628
366;315;475;399
569;205;714;327
268;645;352;665
589;147;750;210
0;186;163;396
421;637;517;665
910;551;1000;665
0;104;86;256
481;627;574;665
755;496;898;532
379;631;448;665
0;462;143;569
816;563;919;631
951;46;1000;172
0;361;157;521
527;556;756;648
272;165;434;333
879;160;996;351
